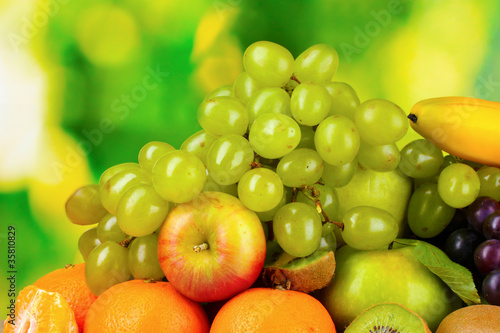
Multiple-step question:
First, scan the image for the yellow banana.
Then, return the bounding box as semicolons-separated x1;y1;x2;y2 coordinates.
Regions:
408;96;500;167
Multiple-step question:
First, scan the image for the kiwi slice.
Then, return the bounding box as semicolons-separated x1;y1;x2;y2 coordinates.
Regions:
345;303;431;333
261;241;335;293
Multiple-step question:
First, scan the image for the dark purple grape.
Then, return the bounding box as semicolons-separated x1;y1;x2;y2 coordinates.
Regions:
421;209;469;249
484;210;500;240
474;239;500;276
445;228;484;269
482;269;500;306
467;197;500;234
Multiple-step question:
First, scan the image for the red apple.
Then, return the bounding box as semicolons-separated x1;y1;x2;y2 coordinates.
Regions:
157;191;267;303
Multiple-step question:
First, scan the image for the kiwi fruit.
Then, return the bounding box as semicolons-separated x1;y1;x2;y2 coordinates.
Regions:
261;240;335;293
345;303;431;333
436;304;500;333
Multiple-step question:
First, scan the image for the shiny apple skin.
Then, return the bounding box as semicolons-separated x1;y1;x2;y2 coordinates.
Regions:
319;243;462;332
157;191;267;303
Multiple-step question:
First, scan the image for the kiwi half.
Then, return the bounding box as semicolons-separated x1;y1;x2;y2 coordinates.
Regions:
345;303;431;333
261;241;336;293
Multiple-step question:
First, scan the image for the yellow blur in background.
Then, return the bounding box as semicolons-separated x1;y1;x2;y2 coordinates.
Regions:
1;0;499;311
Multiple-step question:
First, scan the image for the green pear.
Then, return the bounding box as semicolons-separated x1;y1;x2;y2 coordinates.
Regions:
335;165;413;239
318;244;463;332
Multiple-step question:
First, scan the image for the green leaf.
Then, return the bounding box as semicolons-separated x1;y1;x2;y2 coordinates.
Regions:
409;240;481;306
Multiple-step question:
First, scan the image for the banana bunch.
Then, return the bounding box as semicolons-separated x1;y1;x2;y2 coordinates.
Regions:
408;97;500;167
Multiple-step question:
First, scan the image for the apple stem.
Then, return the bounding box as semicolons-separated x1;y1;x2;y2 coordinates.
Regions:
193;242;209;252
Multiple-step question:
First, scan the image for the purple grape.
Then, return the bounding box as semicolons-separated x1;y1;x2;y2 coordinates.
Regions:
445;228;484;269
474;239;500;276
421;209;469;249
482;269;500;306
484;210;500;240
467;197;500;234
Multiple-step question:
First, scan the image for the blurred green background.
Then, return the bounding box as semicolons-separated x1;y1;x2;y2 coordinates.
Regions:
1;0;499;312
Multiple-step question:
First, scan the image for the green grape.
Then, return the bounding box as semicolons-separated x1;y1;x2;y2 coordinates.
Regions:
248;113;301;159
413;154;456;190
116;184;169;237
321;158;358;188
203;84;234;101
180;129;218;167
459;158;483;170
276;148;324;187
65;184;108;225
206;134;254;185
290;82;331;126
357;141;401;172
197;96;248;136
399;139;444;178
283;78;300;96
255;188;289;222
317;223;338;252
477;166;500;201
85;241;132;296
233;72;263;103
202;175;238;197
314;115;360;166
78;227;101;261
322;222;336;237
237;168;283;212
324;82;360;120
100;167;151;215
128;233;165;281
296;183;340;222
442;155;458;169
97;214;128;243
138;141;176;173
407;183;456;238
293;44;339;84
273;202;322;257
354;99;408;145
413;176;438;190
437;163;481;208
296;125;316;150
341;206;398;251
243;41;294;87
152;150;206;203
246;87;292;126
99;162;141;190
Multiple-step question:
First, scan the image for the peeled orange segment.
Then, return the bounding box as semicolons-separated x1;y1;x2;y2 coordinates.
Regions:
4;285;78;333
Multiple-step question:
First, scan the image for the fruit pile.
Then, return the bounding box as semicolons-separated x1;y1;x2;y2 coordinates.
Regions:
5;41;500;333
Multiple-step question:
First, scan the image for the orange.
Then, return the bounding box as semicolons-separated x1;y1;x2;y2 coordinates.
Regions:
3;285;78;333
84;279;210;332
210;287;336;332
33;263;96;332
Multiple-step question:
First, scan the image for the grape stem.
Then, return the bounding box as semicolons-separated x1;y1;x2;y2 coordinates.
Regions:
119;236;135;248
193;242;209;252
251;153;262;169
290;75;301;84
298;186;344;231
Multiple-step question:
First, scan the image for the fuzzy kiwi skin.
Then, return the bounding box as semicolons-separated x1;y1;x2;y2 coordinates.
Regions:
345;303;431;333
436;305;500;333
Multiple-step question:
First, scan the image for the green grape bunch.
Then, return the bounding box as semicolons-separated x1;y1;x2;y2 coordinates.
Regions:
66;40;493;297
